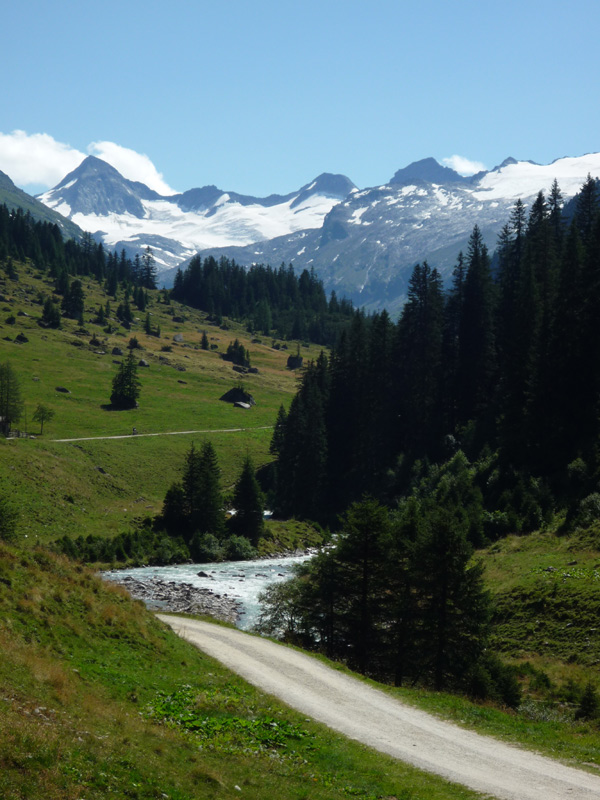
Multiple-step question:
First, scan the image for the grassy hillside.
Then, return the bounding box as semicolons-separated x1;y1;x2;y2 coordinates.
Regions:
0;542;490;800
0;172;83;240
0;263;321;542
486;527;600;681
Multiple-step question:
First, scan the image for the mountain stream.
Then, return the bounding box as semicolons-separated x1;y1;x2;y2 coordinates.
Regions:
103;553;313;630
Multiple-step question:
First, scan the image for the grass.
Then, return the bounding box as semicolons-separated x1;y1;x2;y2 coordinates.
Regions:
0;264;319;543
0;542;486;800
481;529;600;669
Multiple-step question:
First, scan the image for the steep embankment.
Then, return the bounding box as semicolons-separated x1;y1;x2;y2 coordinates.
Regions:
0;542;497;800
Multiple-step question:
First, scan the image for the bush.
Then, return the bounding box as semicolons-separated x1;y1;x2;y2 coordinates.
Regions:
574;493;600;528
189;533;223;563
575;682;599;720
465;653;522;709
224;535;257;561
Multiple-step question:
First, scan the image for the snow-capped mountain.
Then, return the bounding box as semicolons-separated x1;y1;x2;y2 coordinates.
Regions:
38;156;356;270
179;153;600;312
36;151;600;313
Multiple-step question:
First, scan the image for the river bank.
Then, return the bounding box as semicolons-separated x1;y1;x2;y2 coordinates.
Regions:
102;550;318;628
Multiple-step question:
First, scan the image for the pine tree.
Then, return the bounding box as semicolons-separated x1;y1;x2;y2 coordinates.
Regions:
456;226;497;429
411;505;490;690
61;279;85;319
395;262;444;457
269;404;288;456
333;497;392;674
141;246;157;289
0;361;24;427
41;298;61;328
110;351;140;409
230;456;265;546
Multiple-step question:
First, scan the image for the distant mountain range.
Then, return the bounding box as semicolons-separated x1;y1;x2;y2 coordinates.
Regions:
4;149;600;312
178;154;600;312
37;155;356;275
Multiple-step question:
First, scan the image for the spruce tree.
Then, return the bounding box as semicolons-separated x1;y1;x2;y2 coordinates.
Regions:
230;456;265;546
456;226;497;429
269;404;288;456
180;441;225;539
411;505;490;690
395;262;444;457
0;362;24;427
110;351;140;409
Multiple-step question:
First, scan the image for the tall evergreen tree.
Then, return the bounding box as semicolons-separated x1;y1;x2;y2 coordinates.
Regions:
395;262;444;457
456;226;497;430
0;362;24;428
230;456;265;546
110;351;140;409
410;505;490;690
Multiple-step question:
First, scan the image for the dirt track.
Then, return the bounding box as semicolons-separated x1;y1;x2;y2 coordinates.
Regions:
158;615;600;800
51;425;273;442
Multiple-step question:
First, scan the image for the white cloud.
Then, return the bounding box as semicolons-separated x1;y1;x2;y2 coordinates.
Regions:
0;130;177;195
0;130;84;189
442;155;487;176
88;141;177;195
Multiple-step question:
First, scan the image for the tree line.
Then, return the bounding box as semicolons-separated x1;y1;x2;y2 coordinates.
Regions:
270;176;600;533
171;255;355;346
259;175;600;697
54;441;266;565
0;204;158;291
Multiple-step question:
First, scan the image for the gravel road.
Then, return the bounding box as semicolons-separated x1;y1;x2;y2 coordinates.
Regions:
158;615;600;800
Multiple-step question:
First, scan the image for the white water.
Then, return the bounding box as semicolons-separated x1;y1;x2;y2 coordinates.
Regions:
103;554;312;630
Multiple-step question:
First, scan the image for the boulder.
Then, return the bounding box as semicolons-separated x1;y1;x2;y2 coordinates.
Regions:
55;386;70;393
138;359;149;367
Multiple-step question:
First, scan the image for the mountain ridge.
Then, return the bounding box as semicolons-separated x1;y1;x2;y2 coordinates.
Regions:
37;157;356;271
30;150;600;311
0;169;83;240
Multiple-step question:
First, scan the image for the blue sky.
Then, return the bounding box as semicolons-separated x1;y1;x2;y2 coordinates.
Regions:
2;0;599;196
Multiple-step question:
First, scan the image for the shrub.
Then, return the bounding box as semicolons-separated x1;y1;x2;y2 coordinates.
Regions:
224;535;257;561
574;493;600;528
189;533;223;563
575;682;599;720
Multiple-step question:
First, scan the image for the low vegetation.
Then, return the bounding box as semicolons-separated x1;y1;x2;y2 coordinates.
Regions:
0;542;491;800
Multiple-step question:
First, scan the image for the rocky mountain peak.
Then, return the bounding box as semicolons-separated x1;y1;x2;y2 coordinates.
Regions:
389;157;470;186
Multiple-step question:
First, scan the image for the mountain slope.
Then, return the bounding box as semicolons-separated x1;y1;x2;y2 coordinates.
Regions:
38;156;356;271
171;153;600;312
0;169;83;240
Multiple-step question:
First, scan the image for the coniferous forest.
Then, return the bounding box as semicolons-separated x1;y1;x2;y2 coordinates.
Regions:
259;177;600;697
171;254;355;345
